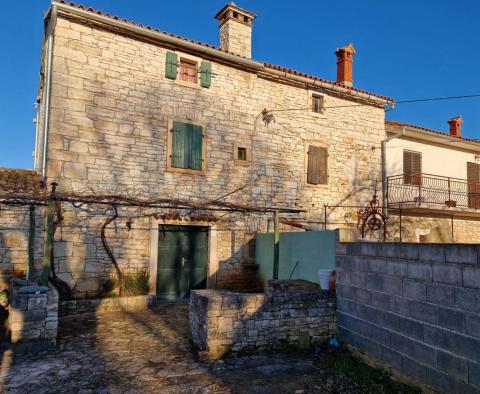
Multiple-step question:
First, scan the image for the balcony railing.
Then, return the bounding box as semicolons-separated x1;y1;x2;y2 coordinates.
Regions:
387;173;480;209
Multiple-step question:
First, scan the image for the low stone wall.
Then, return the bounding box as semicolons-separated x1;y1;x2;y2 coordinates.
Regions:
190;280;336;358
336;242;480;393
59;295;158;316
9;284;59;345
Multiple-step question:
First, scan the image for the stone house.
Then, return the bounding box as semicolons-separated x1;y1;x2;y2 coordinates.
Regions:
385;117;480;242
5;1;393;298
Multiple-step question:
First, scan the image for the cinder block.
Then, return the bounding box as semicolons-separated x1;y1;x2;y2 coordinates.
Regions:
432;264;462;286
436;350;468;382
395;243;419;260
367;273;402;296
381;346;404;370
437;307;465;333
401;354;427;382
425;366;457;394
463;267;480;289
426;284;455;307
407;263;432;281
403;279;426;301
390;331;435;365
409;300;437;324
376;243;397;258
466;313;480;338
389;296;410;316
445;244;477;265
369;291;392;310
470;361;480;388
419;244;445;263
456;287;480;314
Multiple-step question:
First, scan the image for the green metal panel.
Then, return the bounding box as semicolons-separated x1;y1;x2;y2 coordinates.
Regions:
165;51;178;79
255;230;336;284
157;225;208;299
200;61;212;88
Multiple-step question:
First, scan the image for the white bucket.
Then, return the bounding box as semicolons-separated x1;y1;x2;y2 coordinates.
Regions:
318;269;334;290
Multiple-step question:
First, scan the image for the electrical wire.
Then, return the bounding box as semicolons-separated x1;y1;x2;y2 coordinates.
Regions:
263;93;480;114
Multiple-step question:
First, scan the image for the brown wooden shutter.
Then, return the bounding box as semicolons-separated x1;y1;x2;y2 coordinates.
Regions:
307;145;327;185
467;162;480;208
403;150;421;185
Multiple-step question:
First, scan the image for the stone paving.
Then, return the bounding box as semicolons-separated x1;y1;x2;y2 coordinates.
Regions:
0;303;413;394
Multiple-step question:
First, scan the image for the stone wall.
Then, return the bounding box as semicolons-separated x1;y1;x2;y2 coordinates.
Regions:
336;242;480;393
59;294;157;316
9;284;59;345
190;280;336;358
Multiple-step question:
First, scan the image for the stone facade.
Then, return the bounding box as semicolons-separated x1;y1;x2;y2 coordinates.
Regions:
9;284;59;344
190;280;336;358
28;9;386;296
336;242;480;393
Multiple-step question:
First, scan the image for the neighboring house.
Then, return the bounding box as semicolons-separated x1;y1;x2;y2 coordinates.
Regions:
385;117;480;242
10;1;392;298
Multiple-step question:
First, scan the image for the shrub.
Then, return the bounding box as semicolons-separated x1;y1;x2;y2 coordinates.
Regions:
101;269;150;297
123;269;150;296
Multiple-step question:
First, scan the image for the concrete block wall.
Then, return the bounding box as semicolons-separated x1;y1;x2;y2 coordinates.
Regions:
336;242;480;393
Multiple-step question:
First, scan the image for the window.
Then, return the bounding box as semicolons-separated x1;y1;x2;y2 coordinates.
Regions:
233;144;250;166
307;145;328;184
237;147;247;161
403;150;422;186
312;95;324;114
168;121;205;174
467;162;480;208
165;52;212;88
179;58;198;84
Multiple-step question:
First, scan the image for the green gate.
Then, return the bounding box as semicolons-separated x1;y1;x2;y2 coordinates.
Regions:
157;225;208;299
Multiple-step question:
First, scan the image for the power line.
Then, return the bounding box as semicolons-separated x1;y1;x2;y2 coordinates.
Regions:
263;93;480;114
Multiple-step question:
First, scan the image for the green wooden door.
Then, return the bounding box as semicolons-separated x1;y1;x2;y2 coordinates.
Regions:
157;225;208;299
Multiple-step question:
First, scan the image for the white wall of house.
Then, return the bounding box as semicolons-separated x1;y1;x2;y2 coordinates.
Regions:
386;136;480;179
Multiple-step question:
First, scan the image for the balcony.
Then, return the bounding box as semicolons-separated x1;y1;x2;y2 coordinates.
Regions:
387;173;480;212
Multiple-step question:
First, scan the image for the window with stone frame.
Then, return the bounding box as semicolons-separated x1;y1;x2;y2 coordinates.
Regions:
179;58;198;84
307;145;328;184
168;121;205;174
312;95;324;114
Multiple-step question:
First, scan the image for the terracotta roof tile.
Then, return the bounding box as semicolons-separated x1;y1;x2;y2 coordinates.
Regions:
385;120;480;144
54;1;394;102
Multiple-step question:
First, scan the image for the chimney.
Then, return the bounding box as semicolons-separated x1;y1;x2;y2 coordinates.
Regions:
335;43;356;87
448;115;463;137
215;3;256;58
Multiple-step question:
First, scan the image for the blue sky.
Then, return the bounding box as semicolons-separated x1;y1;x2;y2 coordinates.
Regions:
2;0;480;169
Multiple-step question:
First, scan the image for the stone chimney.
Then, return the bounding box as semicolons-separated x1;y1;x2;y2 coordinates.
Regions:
335;44;356;87
215;3;256;58
448;116;463;137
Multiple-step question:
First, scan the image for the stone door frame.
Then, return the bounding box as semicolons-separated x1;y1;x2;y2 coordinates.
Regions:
149;220;218;295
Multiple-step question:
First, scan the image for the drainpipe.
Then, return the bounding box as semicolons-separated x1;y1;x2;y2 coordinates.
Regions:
381;126;404;215
40;5;58;181
33;103;40;171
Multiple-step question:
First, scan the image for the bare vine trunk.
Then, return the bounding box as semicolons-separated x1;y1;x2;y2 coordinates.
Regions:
101;205;124;294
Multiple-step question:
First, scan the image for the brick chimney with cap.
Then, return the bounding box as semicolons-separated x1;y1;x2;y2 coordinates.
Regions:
215;3;256;58
448;116;463;137
335;44;356;87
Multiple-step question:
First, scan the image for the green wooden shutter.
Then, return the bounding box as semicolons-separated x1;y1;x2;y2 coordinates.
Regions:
189;124;203;170
172;121;188;168
200;61;212;88
307;145;327;185
165;52;178;80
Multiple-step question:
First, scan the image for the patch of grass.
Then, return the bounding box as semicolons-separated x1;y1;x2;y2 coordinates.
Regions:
316;345;421;394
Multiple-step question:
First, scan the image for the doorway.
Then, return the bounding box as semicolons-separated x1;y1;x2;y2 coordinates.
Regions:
156;225;208;299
